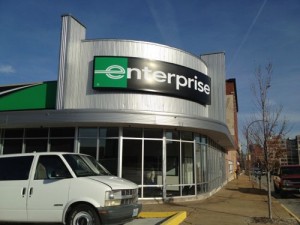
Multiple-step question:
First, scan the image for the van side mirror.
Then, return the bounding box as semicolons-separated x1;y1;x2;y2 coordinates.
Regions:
49;170;67;179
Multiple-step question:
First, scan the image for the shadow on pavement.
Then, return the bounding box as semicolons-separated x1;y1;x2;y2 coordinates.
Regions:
226;187;268;195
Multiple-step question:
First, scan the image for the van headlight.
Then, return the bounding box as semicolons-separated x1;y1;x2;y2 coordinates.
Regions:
105;190;122;206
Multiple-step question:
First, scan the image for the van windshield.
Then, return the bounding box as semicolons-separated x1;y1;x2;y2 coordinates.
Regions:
63;154;111;177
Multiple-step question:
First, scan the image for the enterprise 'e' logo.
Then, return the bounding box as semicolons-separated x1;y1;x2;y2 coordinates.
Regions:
93;57;128;88
94;65;125;80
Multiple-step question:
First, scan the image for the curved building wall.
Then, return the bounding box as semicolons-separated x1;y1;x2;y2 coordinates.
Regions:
57;16;225;124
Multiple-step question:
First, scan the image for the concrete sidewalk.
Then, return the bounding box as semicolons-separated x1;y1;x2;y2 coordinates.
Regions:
138;174;300;225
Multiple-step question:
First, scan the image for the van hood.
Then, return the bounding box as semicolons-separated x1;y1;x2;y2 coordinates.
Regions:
87;176;138;189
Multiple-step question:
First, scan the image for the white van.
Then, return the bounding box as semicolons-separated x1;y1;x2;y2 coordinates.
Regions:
0;152;142;225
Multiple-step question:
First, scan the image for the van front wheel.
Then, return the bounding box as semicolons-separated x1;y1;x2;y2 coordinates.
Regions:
67;204;101;225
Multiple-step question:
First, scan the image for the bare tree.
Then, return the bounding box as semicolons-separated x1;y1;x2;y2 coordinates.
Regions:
243;63;289;219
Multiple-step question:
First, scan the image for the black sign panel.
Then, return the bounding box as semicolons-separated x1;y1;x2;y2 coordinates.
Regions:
93;56;211;105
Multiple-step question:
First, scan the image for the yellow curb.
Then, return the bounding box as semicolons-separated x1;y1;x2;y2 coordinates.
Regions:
138;212;177;218
138;211;187;225
280;204;300;224
161;211;187;225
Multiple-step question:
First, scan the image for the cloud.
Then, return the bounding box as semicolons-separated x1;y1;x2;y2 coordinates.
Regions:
228;0;268;70
0;65;15;74
283;112;300;123
146;0;181;47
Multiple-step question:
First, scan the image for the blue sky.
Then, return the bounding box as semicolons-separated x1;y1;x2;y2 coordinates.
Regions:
1;0;300;147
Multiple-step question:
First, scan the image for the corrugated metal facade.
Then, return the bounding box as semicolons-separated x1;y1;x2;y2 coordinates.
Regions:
57;15;226;124
52;15;234;148
201;53;226;123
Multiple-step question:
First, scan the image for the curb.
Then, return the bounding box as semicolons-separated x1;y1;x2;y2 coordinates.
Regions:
280;204;300;224
138;211;187;225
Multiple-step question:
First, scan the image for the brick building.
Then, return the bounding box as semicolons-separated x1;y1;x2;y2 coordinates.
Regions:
225;79;240;180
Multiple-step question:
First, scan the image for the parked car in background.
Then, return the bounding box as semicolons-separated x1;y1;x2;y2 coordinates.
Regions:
273;165;300;197
252;167;263;177
0;152;141;225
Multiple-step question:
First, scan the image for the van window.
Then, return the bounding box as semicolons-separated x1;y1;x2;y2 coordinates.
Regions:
34;155;72;180
0;156;34;180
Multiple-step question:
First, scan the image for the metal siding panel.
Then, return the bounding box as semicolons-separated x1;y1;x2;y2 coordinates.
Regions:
57;15;86;110
200;53;226;123
56;16;68;109
62;38;209;118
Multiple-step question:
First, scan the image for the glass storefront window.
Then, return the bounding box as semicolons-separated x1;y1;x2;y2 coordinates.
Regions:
182;142;195;196
79;138;97;159
123;128;142;138
166;130;180;140
49;128;75;153
99;128;118;138
166;140;180;197
4;129;23;138
122;139;142;184
50;139;74;152
144;140;163;181
195;135;207;144
79;128;97;137
201;145;208;192
144;128;163;138
24;128;49;153
3;139;22;154
181;131;193;141
78;128;97;162
201;136;207;144
165;132;196;197
143;140;163;197
25;139;48;153
77;128;119;176
98;139;119;176
50;128;75;137
2;129;24;154
25;128;48;138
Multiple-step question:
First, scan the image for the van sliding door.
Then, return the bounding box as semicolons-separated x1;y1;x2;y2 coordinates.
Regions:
0;156;34;222
27;155;72;222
